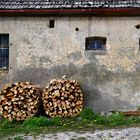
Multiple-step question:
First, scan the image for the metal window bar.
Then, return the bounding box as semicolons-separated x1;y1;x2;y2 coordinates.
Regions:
89;40;104;50
93;40;103;50
0;48;9;69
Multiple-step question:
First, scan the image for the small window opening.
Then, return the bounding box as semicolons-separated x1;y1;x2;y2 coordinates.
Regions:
85;36;106;50
0;34;9;70
49;20;55;28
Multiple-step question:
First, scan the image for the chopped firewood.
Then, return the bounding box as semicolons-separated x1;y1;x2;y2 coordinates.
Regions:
42;79;83;118
0;82;42;121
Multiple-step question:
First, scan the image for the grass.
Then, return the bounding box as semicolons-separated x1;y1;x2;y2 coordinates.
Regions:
1;108;140;139
13;136;24;140
23;116;61;127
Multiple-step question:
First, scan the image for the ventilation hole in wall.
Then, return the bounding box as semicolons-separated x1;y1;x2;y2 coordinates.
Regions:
49;20;55;28
135;24;140;29
75;27;79;31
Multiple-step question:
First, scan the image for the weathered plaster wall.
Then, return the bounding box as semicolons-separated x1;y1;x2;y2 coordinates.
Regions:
0;16;140;112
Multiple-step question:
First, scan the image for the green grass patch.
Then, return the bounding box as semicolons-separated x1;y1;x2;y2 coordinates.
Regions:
1;108;140;139
13;136;24;140
23;116;61;127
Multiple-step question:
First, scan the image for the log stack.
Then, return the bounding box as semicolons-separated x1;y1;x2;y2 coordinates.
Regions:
42;79;84;118
0;82;41;121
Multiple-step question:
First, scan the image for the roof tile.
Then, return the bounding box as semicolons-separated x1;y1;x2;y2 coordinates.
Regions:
0;0;139;10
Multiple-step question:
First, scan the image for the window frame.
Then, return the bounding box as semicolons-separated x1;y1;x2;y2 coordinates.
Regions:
85;36;107;51
0;34;9;70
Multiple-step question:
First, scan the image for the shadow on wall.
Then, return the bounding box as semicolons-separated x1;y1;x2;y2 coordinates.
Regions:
82;86;134;112
9;52;138;112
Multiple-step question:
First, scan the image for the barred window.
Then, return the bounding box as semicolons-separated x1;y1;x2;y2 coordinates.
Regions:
0;34;9;70
86;36;106;50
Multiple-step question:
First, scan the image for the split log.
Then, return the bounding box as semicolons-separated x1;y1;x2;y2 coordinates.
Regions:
42;79;84;118
0;82;42;121
122;111;140;116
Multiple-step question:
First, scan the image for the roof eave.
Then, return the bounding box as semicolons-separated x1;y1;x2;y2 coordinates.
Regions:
0;8;140;16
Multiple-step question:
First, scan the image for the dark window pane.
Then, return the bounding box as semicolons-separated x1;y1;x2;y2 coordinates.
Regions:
0;48;9;58
49;20;55;28
0;34;9;47
91;40;103;49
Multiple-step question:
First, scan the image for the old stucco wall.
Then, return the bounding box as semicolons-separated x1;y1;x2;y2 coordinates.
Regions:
0;16;140;112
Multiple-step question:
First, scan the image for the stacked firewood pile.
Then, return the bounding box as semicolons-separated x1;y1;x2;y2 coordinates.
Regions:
0;79;84;121
0;82;41;121
42;79;84;118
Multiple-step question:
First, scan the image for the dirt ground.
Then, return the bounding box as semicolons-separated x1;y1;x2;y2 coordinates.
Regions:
8;127;140;140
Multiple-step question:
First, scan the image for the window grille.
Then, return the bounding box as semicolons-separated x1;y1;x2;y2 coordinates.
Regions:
86;36;106;50
0;34;9;70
